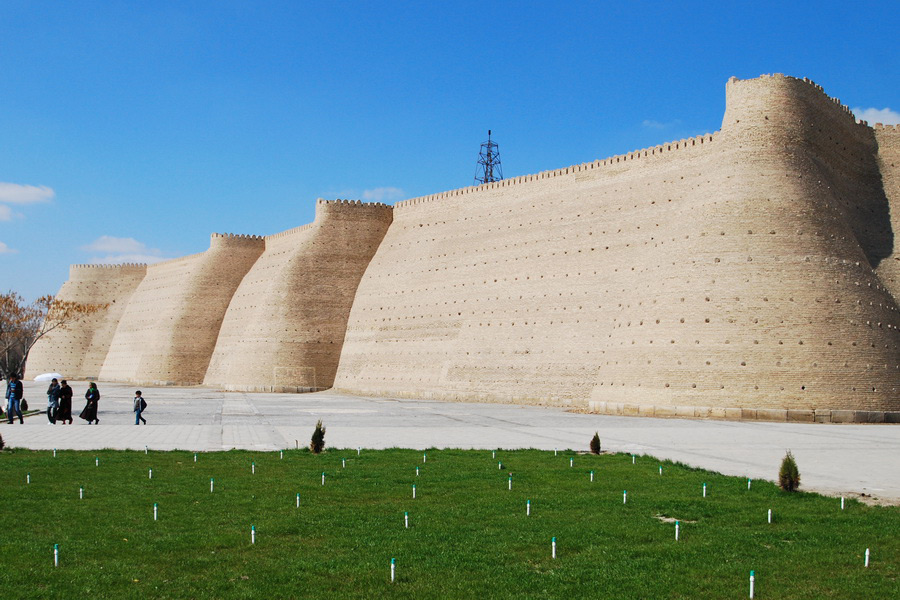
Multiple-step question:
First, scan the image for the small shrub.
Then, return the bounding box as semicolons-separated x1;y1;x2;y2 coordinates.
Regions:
779;450;800;492
589;432;601;454
310;420;326;454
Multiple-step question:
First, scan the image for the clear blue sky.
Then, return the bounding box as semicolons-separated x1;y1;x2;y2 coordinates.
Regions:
2;1;898;300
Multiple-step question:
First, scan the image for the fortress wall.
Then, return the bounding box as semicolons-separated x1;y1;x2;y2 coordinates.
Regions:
25;264;147;379
334;132;724;404
98;234;265;385
872;125;900;301
335;74;900;414
203;199;392;392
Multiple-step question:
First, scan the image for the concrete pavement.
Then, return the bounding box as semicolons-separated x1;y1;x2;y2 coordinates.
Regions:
4;380;899;505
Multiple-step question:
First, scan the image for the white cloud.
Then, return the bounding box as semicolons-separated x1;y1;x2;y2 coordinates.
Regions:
852;107;900;125
361;187;406;202
0;241;18;254
0;205;12;221
0;182;55;205
81;235;154;254
81;236;165;265
642;119;682;129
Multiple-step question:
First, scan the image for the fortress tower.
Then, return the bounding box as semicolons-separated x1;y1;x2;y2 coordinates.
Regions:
98;233;265;385
25;263;147;379
203;199;393;391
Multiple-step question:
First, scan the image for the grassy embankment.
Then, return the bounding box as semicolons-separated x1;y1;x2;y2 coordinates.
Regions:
0;447;896;598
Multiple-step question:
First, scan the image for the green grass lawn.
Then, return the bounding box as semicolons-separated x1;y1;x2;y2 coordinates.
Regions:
0;447;896;599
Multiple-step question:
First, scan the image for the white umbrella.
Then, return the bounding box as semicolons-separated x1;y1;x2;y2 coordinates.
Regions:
33;372;64;382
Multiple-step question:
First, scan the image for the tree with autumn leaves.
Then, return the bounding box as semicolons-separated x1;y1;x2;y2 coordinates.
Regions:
0;292;106;380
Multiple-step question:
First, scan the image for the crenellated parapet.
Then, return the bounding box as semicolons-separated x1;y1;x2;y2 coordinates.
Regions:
396;133;716;212
209;232;266;249
315;198;394;223
69;263;148;276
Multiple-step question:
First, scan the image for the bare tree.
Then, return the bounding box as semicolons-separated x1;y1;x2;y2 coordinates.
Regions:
0;291;106;379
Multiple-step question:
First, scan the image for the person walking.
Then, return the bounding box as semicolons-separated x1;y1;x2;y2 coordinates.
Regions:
57;380;73;424
46;378;61;424
79;382;100;424
133;390;147;425
5;373;24;424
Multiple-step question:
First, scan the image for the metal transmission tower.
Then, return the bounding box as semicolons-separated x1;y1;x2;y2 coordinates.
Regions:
474;130;503;185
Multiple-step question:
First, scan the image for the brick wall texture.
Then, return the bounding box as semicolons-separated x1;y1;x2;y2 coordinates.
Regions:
27;74;900;420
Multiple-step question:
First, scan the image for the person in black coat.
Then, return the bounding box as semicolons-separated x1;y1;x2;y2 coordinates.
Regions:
57;380;74;424
79;382;100;424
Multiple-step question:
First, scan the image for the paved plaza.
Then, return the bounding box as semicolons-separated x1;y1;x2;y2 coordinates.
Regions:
5;381;899;504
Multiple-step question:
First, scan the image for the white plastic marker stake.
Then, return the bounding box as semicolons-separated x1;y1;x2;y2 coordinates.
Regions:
508;474;512;491
423;453;427;464
53;448;57;458
79;486;83;500
210;478;214;493
404;512;409;529
590;470;594;482
412;484;416;499
153;503;158;521
95;457;99;467
321;472;325;486
749;570;755;599
390;558;396;583
27;473;30;484
555;448;558;456
527;500;531;516
416;467;419;477
703;483;707;498
149;468;153;480
748;478;752;490
251;525;256;545
54;544;59;567
357;446;361;456
865;548;870;567
145;445;148;454
569;457;574;468
296;493;300;508
659;466;663;476
280;450;283;460
841;497;845;510
492;450;496;459
551;537;557;559
498;461;502;470
342;458;346;469
623;490;627;504
675;521;680;541
194;453;197;463
632;454;635;464
768;509;772;524
251;462;255;475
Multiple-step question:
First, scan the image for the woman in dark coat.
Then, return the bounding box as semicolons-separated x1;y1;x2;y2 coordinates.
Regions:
57;379;74;424
79;382;100;424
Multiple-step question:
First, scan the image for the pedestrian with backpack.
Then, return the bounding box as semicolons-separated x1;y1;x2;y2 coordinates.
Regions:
134;390;147;425
5;373;24;424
